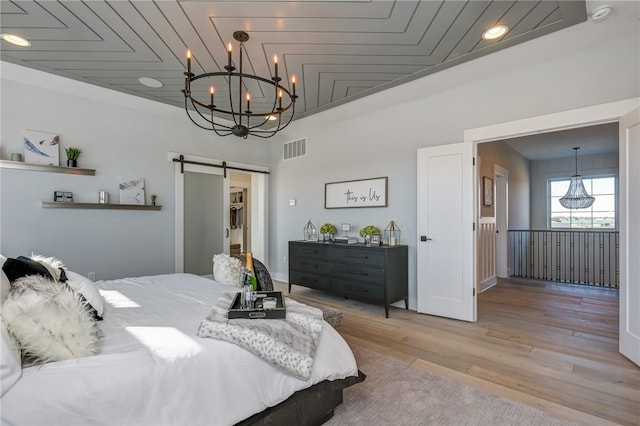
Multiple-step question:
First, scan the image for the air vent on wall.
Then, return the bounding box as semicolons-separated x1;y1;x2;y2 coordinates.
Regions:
284;137;307;160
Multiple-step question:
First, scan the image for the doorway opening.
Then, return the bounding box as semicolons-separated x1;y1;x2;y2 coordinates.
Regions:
172;152;269;275
466;99;634;344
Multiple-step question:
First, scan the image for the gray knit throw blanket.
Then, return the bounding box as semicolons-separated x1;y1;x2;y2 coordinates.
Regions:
197;292;324;380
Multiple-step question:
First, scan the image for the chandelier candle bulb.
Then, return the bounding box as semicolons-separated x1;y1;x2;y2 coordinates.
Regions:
246;93;250;111
273;55;278;80
292;76;296;96
186;49;191;75
227;43;232;68
279;90;283;109
210;86;214;107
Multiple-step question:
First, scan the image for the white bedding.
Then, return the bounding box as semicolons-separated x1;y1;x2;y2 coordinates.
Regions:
0;273;358;426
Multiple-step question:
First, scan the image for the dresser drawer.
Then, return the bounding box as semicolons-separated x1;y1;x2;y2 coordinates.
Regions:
332;278;384;300
290;258;329;274
289;243;330;259
289;271;331;291
331;247;385;266
331;262;384;285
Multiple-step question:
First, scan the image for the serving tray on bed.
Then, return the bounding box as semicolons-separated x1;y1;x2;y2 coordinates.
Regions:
228;291;287;320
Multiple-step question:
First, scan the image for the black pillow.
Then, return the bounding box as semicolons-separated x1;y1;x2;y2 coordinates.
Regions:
2;256;54;282
253;258;274;291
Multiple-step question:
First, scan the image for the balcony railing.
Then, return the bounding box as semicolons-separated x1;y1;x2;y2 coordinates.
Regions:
508;229;619;288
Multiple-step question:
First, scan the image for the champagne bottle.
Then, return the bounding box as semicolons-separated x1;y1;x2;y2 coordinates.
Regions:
244;252;258;291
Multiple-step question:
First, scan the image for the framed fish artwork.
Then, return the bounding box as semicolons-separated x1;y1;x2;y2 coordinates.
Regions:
119;176;145;205
24;130;60;166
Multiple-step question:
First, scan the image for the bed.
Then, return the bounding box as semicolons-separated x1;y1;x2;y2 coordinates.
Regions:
1;262;362;426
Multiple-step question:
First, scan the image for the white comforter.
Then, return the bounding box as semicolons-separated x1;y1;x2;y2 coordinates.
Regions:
1;273;358;426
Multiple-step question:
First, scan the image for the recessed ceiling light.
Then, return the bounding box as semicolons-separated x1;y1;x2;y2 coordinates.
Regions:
482;25;509;40
0;33;31;47
138;77;164;88
591;5;612;22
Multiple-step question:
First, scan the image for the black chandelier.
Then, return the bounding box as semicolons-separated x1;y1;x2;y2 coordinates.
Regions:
182;31;298;139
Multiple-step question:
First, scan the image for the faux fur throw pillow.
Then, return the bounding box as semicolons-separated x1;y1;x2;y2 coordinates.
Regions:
1;275;101;364
213;253;244;287
30;254;67;282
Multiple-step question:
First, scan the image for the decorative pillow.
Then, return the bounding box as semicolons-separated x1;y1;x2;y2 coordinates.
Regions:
65;270;104;319
2;256;53;282
30;254;67;282
1;275;101;364
0;321;21;396
213;253;244;287
252;258;274;291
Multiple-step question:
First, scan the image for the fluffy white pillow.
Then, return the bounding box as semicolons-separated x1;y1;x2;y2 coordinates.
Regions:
1;275;101;364
65;270;104;317
29;254;65;281
213;253;244;287
1;321;21;396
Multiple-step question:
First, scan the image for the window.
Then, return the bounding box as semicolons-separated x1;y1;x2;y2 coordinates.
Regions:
549;176;616;229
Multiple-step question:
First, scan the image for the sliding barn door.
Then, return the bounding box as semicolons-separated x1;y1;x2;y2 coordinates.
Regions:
619;107;640;366
174;160;230;274
417;142;476;322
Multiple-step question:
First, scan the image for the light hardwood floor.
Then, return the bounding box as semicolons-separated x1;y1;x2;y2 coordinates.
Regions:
274;278;640;426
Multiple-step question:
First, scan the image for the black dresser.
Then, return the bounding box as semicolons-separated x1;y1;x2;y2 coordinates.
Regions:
288;241;408;317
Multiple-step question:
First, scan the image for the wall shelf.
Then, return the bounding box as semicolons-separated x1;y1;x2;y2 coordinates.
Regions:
0;160;95;176
42;202;161;211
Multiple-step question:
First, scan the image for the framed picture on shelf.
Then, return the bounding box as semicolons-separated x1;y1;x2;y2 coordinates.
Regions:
119;176;145;205
483;176;494;206
370;234;381;246
24;130;60;166
305;232;319;242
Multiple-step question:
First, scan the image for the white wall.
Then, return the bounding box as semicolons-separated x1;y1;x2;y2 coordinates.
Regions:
530;152;619;229
0;63;269;280
267;4;639;311
477;141;530;228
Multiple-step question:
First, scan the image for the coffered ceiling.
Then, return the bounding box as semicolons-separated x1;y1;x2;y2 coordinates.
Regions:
1;1;587;121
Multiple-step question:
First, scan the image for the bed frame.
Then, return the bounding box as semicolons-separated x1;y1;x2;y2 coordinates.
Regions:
237;371;366;426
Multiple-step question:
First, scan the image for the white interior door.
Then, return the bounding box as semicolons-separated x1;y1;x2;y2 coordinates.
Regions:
619;107;640;366
417;142;476;322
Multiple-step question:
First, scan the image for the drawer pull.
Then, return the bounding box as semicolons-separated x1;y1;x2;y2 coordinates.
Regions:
299;249;317;254
344;271;368;277
346;255;368;260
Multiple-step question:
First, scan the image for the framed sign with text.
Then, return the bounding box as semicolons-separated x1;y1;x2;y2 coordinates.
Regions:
324;177;388;209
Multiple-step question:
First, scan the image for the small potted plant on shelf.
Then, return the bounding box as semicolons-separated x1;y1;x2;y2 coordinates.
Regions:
65;147;82;167
320;223;337;242
359;225;381;246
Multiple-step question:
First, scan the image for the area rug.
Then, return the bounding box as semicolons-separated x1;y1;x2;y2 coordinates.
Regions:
326;345;577;426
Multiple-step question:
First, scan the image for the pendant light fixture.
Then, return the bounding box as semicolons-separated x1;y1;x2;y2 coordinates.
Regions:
559;147;595;209
182;31;297;139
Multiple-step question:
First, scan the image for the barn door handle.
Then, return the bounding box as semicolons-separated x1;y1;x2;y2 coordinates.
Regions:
420;236;432;242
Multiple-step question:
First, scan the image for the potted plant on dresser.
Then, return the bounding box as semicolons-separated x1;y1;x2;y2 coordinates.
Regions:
359;225;381;246
65;147;82;167
320;223;337;242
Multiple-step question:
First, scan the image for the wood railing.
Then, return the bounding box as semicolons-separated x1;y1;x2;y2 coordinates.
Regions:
507;229;619;288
